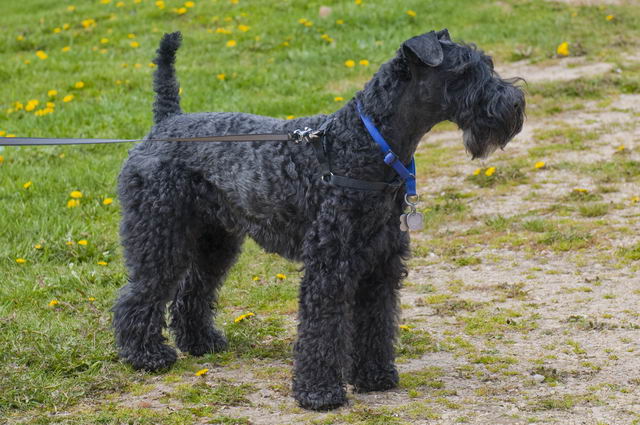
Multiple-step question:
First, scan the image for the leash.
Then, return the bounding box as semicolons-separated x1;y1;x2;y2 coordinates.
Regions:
0;133;295;146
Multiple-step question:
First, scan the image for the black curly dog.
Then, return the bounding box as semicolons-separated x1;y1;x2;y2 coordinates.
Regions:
113;30;525;410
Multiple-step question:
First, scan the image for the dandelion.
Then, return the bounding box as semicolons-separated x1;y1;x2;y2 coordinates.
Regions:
25;100;39;112
216;73;226;80
359;59;369;66
606;14;614;21
534;161;546;169
116;1;125;6
195;368;208;376
616;145;625;152
355;0;362;4
156;0;165;8
336;19;344;25
34;244;43;249
234;312;255;323
66;240;75;246
63;94;74;102
48;90;58;97
67;199;80;208
74;81;85;89
97;261;108;266
286;115;295;120
472;168;481;176
100;38;109;44
406;10;416;17
226;40;236;47
17;34;25;41
23;181;32;189
49;299;59;306
69;190;83;199
103;197;113;205
128;33;136;39
252;276;260;281
0;155;4;164
88;297;96;302
36;50;48;60
185;1;195;7
631;196;640;204
16;258;27;264
53;27;62;34
573;188;589;193
130;41;140;48
63;23;70;30
485;166;496;177
344;59;355;68
556;42;569;57
67;5;76;11
334;96;344;102
81;19;96;29
399;324;411;330
276;273;286;280
100;0;111;4
78;240;88;246
176;7;187;14
238;24;250;32
62;46;71;52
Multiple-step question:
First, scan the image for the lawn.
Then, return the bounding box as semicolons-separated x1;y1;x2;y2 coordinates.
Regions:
1;0;640;424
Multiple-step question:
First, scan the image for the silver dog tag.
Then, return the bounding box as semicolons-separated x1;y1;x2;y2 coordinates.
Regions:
406;212;424;231
399;214;409;232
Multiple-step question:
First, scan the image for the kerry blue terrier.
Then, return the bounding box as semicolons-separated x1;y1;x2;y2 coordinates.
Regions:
113;30;525;410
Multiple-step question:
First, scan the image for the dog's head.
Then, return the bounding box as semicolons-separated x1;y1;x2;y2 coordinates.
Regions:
401;29;525;159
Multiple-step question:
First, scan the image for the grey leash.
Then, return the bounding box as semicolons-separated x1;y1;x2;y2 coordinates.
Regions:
0;132;297;146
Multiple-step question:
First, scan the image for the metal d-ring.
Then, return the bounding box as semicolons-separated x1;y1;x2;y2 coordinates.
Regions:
404;193;419;207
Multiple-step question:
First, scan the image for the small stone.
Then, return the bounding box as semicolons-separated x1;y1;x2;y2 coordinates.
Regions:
319;6;332;18
532;374;545;383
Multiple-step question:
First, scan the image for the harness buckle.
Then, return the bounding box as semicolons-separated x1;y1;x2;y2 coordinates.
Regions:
383;151;398;166
292;127;323;144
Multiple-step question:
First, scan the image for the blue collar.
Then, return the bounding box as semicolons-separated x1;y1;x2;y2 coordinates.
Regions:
356;101;417;198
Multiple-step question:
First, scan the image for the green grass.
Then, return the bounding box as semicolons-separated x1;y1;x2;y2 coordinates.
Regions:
2;0;640;422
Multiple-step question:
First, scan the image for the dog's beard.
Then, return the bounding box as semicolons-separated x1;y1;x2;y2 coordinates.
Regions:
463;129;502;160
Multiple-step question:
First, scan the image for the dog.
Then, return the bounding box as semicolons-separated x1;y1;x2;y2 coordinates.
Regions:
113;30;525;410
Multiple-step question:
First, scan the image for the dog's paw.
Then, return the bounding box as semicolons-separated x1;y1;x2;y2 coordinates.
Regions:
122;343;177;372
293;385;347;411
176;328;228;356
350;364;399;393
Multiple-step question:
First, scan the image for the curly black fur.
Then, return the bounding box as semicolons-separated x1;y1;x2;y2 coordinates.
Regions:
112;30;525;410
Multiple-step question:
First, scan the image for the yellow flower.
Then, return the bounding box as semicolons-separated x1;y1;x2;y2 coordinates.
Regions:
16;258;27;264
156;0;165;8
630;196;640;204
34;244;43;249
286;115;295;120
336;19;344;25
100;0;111;4
185;0;195;6
66;240;75;246
252;276;260;281
103;198;113;205
81;19;96;28
195;368;209;376
78;240;88;246
48;90;58;97
238;24;250;32
88;297;96;302
226;40;237;47
217;73;226;80
359;59;369;66
606;15;614;21
176;7;187;14
67;5;76;11
276;273;286;280
534;161;546;169
36;50;48;60
616;145;625;151
62;46;71;52
399;324;411;330
48;299;59;306
67;199;80;208
556;42;569;57
23;181;32;189
116;1;125;6
128;33;136;39
70;190;83;199
97;261;108;266
0;155;4;163
485;166;496;177
573;188;588;193
355;0;362;4
17;34;25;41
25;100;39;112
74;81;85;89
334;96;344;102
53;27;62;34
406;10;416;17
344;59;355;68
130;41;140;48
63;23;70;30
100;38;109;44
63;94;74;102
234;312;255;323
472;168;481;176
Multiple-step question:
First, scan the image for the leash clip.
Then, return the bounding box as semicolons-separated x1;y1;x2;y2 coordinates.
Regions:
292;127;323;144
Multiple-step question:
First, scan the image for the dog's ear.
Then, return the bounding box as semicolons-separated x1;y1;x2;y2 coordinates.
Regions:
402;31;443;67
436;28;451;42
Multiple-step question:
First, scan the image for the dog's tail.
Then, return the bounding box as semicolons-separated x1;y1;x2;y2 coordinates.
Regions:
152;32;183;124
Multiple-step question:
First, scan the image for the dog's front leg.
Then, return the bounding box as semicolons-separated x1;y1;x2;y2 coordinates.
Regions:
292;209;362;410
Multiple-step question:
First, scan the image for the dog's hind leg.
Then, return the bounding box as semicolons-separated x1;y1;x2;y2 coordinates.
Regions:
349;230;408;393
113;165;197;371
169;224;243;356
